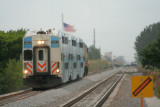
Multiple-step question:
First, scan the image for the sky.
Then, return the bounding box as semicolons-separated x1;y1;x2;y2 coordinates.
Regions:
0;0;160;62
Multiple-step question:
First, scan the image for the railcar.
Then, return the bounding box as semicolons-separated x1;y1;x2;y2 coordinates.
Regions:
22;29;88;88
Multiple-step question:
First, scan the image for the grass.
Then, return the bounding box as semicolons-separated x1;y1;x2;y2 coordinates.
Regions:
88;59;111;73
137;67;160;98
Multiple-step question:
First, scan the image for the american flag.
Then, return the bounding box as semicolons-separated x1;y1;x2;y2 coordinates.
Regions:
63;22;76;32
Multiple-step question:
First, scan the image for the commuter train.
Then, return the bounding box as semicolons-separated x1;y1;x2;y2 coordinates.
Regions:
23;29;88;88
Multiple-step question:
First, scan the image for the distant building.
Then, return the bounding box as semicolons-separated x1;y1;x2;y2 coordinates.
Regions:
103;52;112;61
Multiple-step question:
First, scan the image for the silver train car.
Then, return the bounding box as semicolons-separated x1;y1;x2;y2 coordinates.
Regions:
22;29;88;88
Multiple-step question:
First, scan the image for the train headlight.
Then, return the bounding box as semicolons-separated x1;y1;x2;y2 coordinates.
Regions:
41;41;44;44
37;40;44;45
24;69;28;74
38;41;42;44
56;69;60;74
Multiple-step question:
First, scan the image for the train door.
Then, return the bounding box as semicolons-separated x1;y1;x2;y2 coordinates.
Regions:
35;48;48;73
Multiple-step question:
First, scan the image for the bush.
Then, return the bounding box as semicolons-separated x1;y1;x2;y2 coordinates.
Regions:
88;60;110;73
138;67;160;98
0;59;23;95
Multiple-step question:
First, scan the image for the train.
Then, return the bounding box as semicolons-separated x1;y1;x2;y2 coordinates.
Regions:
22;29;88;88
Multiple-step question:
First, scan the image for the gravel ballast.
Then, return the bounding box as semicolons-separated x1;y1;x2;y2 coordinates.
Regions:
2;68;122;107
103;68;149;107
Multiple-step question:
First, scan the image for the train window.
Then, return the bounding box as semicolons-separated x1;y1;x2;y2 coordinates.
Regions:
69;54;73;60
74;62;77;68
77;55;78;60
79;42;83;48
65;63;68;69
77;55;80;60
57;62;59;68
81;62;83;68
65;37;68;44
72;40;76;46
71;54;73;60
72;40;74;46
74;40;75;46
62;36;65;43
39;50;44;61
24;50;32;61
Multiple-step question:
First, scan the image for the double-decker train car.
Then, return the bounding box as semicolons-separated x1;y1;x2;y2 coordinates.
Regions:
23;29;88;88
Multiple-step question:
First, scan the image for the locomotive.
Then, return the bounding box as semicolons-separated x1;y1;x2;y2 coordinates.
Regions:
22;29;88;88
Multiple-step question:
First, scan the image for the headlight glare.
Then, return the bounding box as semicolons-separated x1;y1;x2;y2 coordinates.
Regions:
24;69;28;74
56;69;60;73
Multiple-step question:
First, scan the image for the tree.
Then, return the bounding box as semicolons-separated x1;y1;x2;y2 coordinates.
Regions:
0;29;26;69
0;59;23;94
0;29;26;94
89;45;101;60
140;34;160;68
135;22;160;62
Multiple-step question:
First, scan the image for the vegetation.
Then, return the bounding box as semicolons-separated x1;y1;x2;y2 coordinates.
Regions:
139;35;160;68
0;29;25;95
88;60;110;73
137;67;160;98
135;22;160;98
0;59;23;94
88;45;101;60
88;45;111;72
135;22;160;63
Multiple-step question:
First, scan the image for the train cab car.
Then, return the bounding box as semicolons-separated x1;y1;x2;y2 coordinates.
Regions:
22;29;88;88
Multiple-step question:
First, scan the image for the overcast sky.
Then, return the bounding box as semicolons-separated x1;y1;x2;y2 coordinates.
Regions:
0;0;160;62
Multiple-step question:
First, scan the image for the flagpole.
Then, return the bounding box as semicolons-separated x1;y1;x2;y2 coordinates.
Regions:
62;13;64;31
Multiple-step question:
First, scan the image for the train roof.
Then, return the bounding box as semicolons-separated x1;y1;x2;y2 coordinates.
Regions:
25;29;59;37
25;29;84;43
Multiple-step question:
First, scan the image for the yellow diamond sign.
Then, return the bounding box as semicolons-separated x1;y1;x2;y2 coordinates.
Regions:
131;76;153;97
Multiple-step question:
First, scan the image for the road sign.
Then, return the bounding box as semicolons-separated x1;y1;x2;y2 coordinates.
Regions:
131;76;153;97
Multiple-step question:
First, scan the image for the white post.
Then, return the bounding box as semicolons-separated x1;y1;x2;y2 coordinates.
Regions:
62;13;64;31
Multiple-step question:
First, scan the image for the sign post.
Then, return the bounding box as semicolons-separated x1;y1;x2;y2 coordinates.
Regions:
141;97;143;107
131;76;153;107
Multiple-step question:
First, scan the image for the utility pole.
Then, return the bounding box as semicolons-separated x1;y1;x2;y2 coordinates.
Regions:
93;28;95;48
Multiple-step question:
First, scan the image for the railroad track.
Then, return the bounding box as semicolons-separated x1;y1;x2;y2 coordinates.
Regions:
0;88;43;106
62;70;126;107
0;68;119;106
